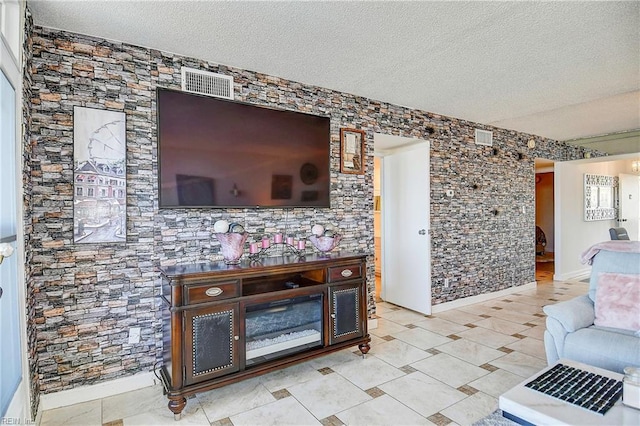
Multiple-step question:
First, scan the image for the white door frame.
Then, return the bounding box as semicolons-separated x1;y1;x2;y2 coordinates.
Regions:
1;0;31;420
378;139;431;314
618;173;640;240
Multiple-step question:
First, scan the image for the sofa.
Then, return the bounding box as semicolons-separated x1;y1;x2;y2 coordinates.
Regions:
543;241;640;374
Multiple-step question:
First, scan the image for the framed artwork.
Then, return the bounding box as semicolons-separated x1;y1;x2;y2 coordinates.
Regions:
340;128;365;174
584;174;618;221
271;175;293;199
73;106;126;244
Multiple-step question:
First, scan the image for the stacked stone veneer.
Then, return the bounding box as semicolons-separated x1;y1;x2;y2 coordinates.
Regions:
21;9;39;416
25;23;602;395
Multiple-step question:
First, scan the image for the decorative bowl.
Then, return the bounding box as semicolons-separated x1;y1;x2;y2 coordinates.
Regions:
215;232;248;264
308;234;342;253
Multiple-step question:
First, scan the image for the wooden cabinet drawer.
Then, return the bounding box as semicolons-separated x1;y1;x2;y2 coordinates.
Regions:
328;263;362;282
185;280;240;305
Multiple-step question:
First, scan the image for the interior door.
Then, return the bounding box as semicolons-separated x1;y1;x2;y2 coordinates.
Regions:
381;143;431;314
0;68;22;417
619;173;640;240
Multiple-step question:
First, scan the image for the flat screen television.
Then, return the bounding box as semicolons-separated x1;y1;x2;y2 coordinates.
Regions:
157;88;331;208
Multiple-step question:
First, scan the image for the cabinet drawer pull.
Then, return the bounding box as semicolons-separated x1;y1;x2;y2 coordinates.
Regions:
234;336;239;341
205;287;223;297
340;269;353;278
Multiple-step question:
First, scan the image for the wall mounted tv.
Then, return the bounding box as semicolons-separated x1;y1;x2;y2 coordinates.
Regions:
157;88;331;208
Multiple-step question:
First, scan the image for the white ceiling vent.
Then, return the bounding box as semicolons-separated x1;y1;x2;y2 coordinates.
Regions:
475;129;493;146
181;67;234;100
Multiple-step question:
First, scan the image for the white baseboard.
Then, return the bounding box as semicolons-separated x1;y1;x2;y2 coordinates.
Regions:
554;267;590;282
431;281;537;314
368;317;378;330
5;379;31;422
38;371;158;412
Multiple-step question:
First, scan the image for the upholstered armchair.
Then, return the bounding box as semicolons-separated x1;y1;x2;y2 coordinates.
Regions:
543;241;640;374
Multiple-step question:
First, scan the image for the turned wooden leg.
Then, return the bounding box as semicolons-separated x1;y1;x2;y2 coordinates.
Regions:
168;396;187;420
358;342;370;358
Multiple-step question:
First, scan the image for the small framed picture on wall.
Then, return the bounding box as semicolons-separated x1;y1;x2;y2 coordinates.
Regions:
340;128;365;174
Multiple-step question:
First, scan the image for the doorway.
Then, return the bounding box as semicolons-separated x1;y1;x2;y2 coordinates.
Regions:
535;159;555;282
374;134;431;315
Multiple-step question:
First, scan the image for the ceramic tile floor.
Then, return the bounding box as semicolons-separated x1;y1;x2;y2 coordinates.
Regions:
38;279;589;426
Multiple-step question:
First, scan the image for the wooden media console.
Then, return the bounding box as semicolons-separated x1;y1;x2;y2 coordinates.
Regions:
159;252;370;418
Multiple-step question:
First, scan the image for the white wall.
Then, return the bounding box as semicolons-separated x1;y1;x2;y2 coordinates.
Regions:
555;155;639;280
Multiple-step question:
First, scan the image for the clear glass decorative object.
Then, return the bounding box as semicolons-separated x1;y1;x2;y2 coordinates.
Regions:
623;366;640;409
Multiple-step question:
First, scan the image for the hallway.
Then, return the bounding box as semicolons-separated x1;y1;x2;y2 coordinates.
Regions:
535;252;554;282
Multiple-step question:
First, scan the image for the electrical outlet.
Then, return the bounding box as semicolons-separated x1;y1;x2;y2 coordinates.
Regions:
444;278;450;288
128;327;141;344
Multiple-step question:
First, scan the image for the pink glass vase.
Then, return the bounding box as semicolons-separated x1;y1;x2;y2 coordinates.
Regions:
215;232;248;264
308;234;342;253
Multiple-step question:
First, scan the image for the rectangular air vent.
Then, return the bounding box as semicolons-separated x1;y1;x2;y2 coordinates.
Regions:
181;67;234;100
475;129;493;146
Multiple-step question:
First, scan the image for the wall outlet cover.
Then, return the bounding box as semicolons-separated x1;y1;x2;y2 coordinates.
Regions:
128;327;141;344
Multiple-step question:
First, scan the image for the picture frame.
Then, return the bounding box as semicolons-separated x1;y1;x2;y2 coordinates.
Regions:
340;128;365;174
73;106;126;244
584;173;618;221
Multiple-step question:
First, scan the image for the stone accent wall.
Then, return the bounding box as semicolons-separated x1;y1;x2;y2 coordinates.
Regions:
22;8;39;417
429;128;591;303
25;25;602;395
28;28;161;394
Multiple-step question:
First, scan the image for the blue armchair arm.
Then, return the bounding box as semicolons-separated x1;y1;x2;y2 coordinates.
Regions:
543;295;595;364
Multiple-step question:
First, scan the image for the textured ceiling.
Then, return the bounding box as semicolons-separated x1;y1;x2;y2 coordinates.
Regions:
28;1;640;153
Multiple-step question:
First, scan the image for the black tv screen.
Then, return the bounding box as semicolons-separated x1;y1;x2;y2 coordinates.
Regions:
157;88;331;208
